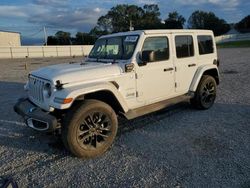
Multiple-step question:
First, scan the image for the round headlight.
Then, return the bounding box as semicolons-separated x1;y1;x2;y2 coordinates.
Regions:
43;83;52;98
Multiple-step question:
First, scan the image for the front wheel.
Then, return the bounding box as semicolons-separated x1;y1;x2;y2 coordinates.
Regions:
190;75;217;110
62;100;118;158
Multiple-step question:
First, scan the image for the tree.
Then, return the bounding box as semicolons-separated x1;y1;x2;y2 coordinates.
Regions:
107;4;145;32
95;4;163;33
164;11;186;29
96;15;113;33
89;27;109;38
55;31;72;45
188;10;230;36
140;4;162;29
47;36;58;45
125;5;145;30
236;15;250;33
47;31;98;46
75;32;96;45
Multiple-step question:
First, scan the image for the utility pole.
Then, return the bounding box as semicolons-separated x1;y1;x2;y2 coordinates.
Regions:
129;20;134;31
43;26;47;46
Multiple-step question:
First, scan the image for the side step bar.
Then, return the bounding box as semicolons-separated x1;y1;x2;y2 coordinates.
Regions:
123;95;191;120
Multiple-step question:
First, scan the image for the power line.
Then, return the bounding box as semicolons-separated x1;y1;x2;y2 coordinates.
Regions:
0;25;42;31
29;28;43;37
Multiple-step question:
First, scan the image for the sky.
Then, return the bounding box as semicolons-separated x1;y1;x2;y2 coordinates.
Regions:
0;0;249;45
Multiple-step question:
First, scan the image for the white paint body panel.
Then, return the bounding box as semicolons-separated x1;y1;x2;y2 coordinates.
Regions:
135;33;175;104
172;33;198;94
189;64;219;92
25;29;219;115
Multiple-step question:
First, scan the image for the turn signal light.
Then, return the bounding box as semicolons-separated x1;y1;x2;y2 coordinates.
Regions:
54;97;73;104
63;98;73;104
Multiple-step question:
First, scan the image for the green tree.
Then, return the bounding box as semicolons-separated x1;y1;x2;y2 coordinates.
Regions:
140;4;162;29
107;4;144;32
89;27;109;38
47;31;71;45
236;15;250;33
95;4;163;33
164;11;186;29
47;32;96;45
47;36;58;45
55;31;72;45
96;15;113;33
188;10;230;36
126;5;144;30
75;32;96;45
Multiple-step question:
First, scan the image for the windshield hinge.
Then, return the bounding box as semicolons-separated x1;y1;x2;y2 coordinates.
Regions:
135;73;138;79
136;91;138;97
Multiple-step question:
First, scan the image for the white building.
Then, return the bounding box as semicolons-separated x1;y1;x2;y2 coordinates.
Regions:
0;30;21;46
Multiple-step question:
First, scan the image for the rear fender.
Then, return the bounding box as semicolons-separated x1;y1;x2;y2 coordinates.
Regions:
189;65;219;92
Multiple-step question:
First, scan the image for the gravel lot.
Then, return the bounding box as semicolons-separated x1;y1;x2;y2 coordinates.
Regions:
0;48;250;187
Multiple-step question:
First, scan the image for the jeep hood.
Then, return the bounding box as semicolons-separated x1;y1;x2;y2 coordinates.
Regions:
31;62;123;84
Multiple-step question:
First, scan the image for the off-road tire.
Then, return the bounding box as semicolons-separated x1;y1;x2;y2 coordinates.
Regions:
62;99;118;158
190;75;217;110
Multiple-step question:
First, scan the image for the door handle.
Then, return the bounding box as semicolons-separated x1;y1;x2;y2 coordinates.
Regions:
164;68;174;72
188;64;196;67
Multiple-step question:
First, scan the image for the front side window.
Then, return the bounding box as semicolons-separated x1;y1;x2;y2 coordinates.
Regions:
175;35;194;58
198;35;214;55
89;35;139;60
142;37;169;62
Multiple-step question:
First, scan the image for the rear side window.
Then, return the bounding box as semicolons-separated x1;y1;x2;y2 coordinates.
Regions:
197;35;214;55
142;37;169;62
175;35;194;58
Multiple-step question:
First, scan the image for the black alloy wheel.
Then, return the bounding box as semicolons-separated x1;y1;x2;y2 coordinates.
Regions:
62;100;118;158
77;112;112;150
190;75;217;109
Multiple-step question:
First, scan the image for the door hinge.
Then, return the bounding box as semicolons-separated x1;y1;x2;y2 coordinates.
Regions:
175;67;177;72
136;91;143;97
175;82;177;88
135;73;138;79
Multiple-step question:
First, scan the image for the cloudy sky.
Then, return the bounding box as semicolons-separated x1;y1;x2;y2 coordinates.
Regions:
0;0;249;44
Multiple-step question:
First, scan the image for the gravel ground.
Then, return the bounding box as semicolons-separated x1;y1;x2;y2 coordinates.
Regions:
0;49;250;188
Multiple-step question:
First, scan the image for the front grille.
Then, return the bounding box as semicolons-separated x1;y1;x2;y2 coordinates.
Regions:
28;76;46;103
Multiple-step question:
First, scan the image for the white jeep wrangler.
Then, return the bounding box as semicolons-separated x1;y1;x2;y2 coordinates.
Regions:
14;30;219;158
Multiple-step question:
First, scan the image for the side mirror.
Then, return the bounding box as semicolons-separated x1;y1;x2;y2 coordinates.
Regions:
140;50;156;64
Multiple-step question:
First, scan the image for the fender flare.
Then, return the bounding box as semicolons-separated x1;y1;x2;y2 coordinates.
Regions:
189;64;219;92
51;82;129;112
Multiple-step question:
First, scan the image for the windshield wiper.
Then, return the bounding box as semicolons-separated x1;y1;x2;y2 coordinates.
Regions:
85;54;106;63
86;58;108;64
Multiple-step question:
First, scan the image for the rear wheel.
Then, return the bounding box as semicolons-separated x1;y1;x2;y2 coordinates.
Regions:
190;75;217;110
62;100;118;158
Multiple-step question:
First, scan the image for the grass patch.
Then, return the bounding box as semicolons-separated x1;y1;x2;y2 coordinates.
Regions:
217;40;250;48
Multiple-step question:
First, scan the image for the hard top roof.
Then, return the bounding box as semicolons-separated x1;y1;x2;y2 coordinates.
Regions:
100;29;213;38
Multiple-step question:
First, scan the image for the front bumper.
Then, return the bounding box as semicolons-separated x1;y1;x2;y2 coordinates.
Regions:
14;98;58;132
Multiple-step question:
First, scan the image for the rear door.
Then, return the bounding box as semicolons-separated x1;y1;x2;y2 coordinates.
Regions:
173;34;198;94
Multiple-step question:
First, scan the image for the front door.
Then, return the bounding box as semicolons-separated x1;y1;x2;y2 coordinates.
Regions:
135;35;175;104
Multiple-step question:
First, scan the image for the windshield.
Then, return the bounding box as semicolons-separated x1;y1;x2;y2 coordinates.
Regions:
88;35;139;60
